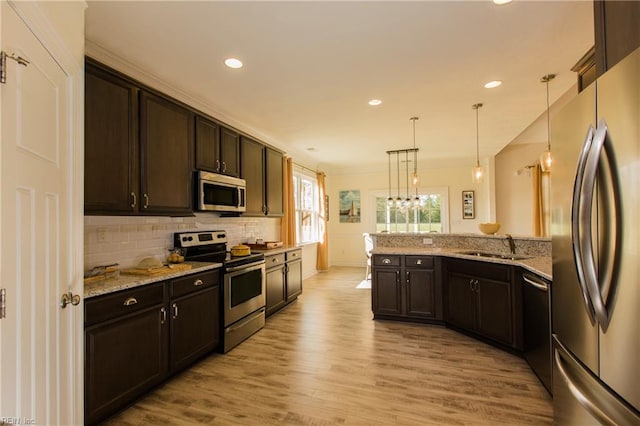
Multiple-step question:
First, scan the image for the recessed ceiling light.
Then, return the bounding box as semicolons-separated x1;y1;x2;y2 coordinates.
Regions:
306;147;316;152
368;99;382;106
484;80;503;89
224;58;243;69
493;0;512;5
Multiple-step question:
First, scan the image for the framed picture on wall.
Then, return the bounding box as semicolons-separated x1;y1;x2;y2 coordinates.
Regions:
462;190;475;219
339;190;361;223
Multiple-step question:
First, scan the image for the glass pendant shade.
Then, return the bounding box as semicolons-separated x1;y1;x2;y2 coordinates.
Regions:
540;149;552;172
472;164;485;183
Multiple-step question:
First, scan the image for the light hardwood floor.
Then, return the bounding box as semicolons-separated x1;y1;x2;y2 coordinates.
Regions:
103;266;552;425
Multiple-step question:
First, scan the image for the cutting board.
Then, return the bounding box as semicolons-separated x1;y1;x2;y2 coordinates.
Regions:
121;263;192;276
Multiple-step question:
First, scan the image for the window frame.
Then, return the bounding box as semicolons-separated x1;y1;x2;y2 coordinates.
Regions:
369;187;450;233
293;169;320;245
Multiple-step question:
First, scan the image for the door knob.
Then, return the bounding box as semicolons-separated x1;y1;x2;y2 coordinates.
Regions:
60;291;81;308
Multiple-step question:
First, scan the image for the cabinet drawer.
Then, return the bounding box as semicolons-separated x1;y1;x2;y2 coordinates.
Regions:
405;256;434;269
286;249;302;262
85;283;166;327
266;253;286;269
171;270;219;299
446;259;511;282
373;255;401;267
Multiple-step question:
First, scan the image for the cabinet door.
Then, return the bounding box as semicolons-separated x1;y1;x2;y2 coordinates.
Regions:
84;63;138;214
405;268;436;318
476;278;513;346
266;264;286;316
140;91;194;215
170;286;219;372
594;0;640;77
85;305;168;425
265;147;284;216
220;126;240;177
195;115;220;172
445;273;476;331
372;269;402;316
240;136;266;215
286;259;303;301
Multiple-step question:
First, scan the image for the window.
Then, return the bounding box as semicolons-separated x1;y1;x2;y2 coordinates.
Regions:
373;188;449;233
294;172;319;244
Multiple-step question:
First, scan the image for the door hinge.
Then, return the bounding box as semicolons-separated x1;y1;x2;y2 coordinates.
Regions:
0;51;30;84
0;288;6;319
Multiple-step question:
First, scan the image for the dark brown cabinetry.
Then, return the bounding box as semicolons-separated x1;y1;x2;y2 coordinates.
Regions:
85;59;194;216
139;91;194;215
85;283;168;425
265;248;303;317
594;0;640;78
84;62;138;214
372;254;441;322
169;271;220;372
444;259;523;350
240;136;284;217
85;269;221;425
195;115;239;177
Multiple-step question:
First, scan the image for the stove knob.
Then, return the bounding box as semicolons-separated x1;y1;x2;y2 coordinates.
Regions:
188;236;193;241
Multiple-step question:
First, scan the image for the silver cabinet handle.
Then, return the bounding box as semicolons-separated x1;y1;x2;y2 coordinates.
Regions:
193;279;204;286
222;161;227;173
215;159;220;173
382;258;391;264
571;125;597;324
416;259;422;265
406;271;410;283
143;193;149;209
130;192;137;208
172;302;178;319
160;307;167;324
123;297;138;306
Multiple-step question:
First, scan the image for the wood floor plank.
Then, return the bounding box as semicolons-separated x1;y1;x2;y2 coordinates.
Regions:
102;266;552;425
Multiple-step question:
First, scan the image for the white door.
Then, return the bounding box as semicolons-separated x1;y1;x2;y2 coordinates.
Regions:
1;3;83;425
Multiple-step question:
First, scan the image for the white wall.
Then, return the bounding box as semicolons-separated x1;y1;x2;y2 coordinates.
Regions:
325;161;493;267
495;143;546;236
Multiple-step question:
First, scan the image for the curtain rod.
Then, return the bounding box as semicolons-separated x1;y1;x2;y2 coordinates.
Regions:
293;162;319;174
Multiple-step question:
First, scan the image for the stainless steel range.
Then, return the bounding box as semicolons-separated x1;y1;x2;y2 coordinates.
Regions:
174;230;266;353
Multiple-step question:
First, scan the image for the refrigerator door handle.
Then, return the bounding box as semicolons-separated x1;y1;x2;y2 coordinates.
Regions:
579;120;612;330
571;125;597;323
554;343;617;426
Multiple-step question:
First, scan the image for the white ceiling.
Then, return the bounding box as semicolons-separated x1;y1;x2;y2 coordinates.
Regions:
84;1;594;172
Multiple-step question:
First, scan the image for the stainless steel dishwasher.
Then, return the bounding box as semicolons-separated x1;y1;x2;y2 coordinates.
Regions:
522;271;552;395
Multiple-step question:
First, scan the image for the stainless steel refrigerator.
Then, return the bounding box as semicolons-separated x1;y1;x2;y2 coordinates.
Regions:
551;46;640;424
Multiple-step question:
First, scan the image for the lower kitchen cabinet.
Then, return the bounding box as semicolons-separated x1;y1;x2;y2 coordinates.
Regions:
444;258;523;350
85;269;221;425
265;248;303;317
169;271;220;372
372;254;441;322
84;283;168;425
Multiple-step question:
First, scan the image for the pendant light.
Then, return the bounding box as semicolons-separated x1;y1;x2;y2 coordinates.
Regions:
387;153;394;207
471;103;484;183
410;117;419;185
539;74;555;172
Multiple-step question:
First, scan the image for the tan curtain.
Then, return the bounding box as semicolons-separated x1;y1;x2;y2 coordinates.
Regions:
316;171;329;270
532;164;545;237
281;156;296;245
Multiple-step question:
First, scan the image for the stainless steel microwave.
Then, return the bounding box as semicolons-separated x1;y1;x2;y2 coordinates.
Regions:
196;171;246;213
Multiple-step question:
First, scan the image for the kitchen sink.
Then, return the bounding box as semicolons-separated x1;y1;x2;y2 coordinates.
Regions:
459;250;532;261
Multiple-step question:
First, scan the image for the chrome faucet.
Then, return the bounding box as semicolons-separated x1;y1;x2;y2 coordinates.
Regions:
505;234;516;255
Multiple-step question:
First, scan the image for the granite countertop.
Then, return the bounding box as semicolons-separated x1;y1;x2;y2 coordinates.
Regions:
372;247;551;281
84;261;223;299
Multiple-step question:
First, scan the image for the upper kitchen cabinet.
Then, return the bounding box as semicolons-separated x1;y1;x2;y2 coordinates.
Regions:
85;61;139;214
139;91;194;215
240;136;284;217
85;59;194;216
195;116;240;177
594;0;640;77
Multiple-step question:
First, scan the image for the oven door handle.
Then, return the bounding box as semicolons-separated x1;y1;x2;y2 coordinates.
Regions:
226;260;265;273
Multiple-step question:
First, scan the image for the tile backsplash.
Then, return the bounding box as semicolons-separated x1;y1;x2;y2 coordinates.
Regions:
84;213;281;271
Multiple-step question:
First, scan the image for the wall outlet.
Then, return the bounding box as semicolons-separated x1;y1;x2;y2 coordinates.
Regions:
422;238;433;245
97;227;108;243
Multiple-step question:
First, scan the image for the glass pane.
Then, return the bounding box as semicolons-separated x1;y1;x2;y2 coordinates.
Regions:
301;178;314;210
375;193;443;233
